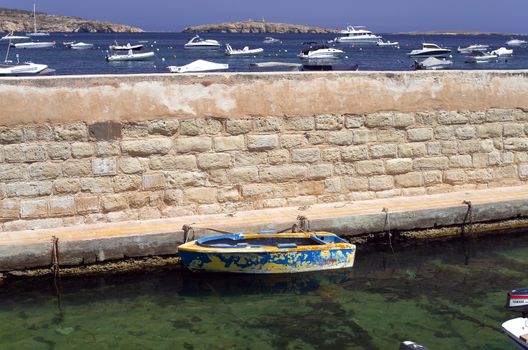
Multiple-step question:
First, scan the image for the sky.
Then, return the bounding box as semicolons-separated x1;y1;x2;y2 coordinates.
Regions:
1;0;527;33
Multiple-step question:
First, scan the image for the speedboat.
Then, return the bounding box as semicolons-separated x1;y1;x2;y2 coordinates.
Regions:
298;42;344;59
263;37;281;44
1;32;29;41
413;57;452;70
464;51;498;64
507;39;527;47
0;61;49;75
167;59;228;73
105;50;155;61
376;40;399;48
502;288;528;349
225;44;264;56
11;41;55;49
70;42;93;50
63;41;75;48
335;25;381;44
178;231;356;273
184;35;221;49
407;43;451;58
491;47;513;58
457;44;489;54
109;42;143;51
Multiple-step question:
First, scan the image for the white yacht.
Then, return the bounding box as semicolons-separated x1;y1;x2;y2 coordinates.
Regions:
184;35;221;49
26;3;50;36
167;59;228;73
407;43;451;58
1;32;29;41
263;37;281;44
70;42;93;50
491;47;513;58
335;26;381;44
506;39;527;47
413;57;452;70
225;44;263;56
457;44;489;54
11;41;55;49
298;42;344;59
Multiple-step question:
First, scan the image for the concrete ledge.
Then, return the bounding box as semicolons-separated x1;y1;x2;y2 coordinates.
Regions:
1;185;528;271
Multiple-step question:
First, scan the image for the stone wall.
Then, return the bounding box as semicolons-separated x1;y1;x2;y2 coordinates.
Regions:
1;107;527;232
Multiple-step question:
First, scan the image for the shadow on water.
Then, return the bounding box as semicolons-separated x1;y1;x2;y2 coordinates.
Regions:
1;232;527;349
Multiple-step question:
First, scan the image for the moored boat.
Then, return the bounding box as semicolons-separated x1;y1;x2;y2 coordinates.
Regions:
184;35;221;49
501;288;528;349
464;51;498;64
167;59;228;73
335;25;381;44
491;47;513;58
109;42;143;51
301;63;358;71
178;231;356;273
263;37;281;44
11;41;55;49
1;32;29;41
298;42;344;59
70;42;93;50
413;57;452;70
506;39;527;47
105;50;155;61
457;44;489;54
225;44;264;56
376;40;399;48
408;43;451;58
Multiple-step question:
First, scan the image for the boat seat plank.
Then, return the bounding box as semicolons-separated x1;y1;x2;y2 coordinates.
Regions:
520;334;528;342
277;243;297;249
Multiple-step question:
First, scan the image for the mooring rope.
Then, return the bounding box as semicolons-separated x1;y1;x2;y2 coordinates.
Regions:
462;200;473;237
382;207;395;255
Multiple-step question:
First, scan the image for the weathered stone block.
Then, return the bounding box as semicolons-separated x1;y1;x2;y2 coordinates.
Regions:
427;142;442;156
261;198;288;208
180;120;208;136
291;148;320;163
467;169;493;183
54;179;80;194
341;146;368;162
280;134;306;149
150;155;197;171
343;177;369;191
398;143;427;158
395;172;423;188
247;135;279;151
437;111;468;125
92;158;117;176
218;187;240;202
143;173;166;190
54;123;88;141
328;131;353;145
197;153;231;169
80;178;113;193
3;145;25;162
370;144;398;159
393;113;415;128
334;164;356;176
184;187;218;204
122;138;172;156
486;108;515;122
63;160;91;177
164;189;183;205
472;153;489;168
232;151;268;166
3;218;62;231
29;163;61;180
345;115;364;128
352;129;371;144
315;115;343;130
455;126;477;140
174;137;212;153
20;199;48;218
148;119;179;136
440;141;458;155
47;143;71;160
287;196;317;207
0;164;28;182
254;117;284;132
227;167;259;183
368;175;394;191
356;160;384;175
25;145;48;162
0;127;23;144
519;164;528;178
139;207;161;220
71;142;94;158
365;113;393;128
423;171;443;185
122;122;149;138
306;131;326;145
0;199;19;220
435;126;454;140
23;125;54;142
6;182;52;197
503;123;525;137
101;194;128;212
458;140;482;154
49;196;75;216
413;157;449;170
477;123;502;138
95;142;121;157
322;148;341;162
407;128;434;142
444;170;467;185
214;136;245;152
306;164;333;180
119;158;145;174
377;130;406;143
166;171;207;188
113;175;142;192
284;116;315;131
268;150;290;165
449;155;472;168
386;158;413;174
226;120;253;135
241;183;275;198
260;165;306;182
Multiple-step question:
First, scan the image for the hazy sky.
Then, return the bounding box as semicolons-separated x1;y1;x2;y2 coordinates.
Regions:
1;0;527;33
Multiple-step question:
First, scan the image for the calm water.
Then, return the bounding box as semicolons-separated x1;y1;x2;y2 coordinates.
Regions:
1;232;527;349
3;32;528;75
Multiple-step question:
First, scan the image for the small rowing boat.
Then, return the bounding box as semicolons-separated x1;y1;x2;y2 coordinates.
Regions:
178;231;356;273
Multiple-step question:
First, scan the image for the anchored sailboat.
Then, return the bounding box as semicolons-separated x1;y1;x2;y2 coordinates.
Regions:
26;2;50;37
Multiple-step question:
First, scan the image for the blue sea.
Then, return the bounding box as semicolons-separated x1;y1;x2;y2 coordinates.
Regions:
4;32;528;75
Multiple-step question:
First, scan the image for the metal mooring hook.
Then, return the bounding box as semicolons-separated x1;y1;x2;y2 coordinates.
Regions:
296;215;310;232
182;224;195;243
461;200;473;237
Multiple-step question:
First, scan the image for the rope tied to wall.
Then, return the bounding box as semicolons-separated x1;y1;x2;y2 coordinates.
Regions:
462;200;473;238
51;236;60;279
382;207;395;255
182;224;195;243
296;215;310;233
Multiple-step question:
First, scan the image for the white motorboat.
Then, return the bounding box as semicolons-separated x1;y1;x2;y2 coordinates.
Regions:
408;43;451;58
12;41;55;49
263;37;281;44
26;3;50;37
491;47;513;58
464;51;498;64
413;57;452;70
1;32;29;41
225;44;263;56
298;42;344;59
335;26;381;44
457;44;489;54
503;318;528;350
506;39;527;47
376;40;399;48
184;35;221;49
70;42;94;50
167;59;228;73
0;61;49;75
105;50;155;62
109;42;143;51
63;41;75;48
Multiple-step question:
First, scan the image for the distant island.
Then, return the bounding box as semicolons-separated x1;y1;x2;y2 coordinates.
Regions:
395;31;526;36
183;20;338;34
0;7;143;33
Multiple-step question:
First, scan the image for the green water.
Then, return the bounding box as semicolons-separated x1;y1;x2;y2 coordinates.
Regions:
1;233;527;350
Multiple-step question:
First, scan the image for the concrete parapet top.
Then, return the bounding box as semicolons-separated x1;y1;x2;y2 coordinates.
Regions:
1;70;528;126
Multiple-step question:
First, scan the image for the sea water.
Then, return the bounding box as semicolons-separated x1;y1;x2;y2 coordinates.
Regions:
1;232;527;349
3;32;528;75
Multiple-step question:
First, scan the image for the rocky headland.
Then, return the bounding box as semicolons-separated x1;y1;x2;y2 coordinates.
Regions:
183;20;337;34
0;7;143;33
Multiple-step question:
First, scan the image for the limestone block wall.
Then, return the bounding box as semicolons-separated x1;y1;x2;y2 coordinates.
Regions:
1;108;528;232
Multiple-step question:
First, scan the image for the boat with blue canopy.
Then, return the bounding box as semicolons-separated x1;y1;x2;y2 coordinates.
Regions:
178;231;356;274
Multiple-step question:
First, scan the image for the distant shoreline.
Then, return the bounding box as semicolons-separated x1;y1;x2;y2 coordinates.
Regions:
394;31;528;36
